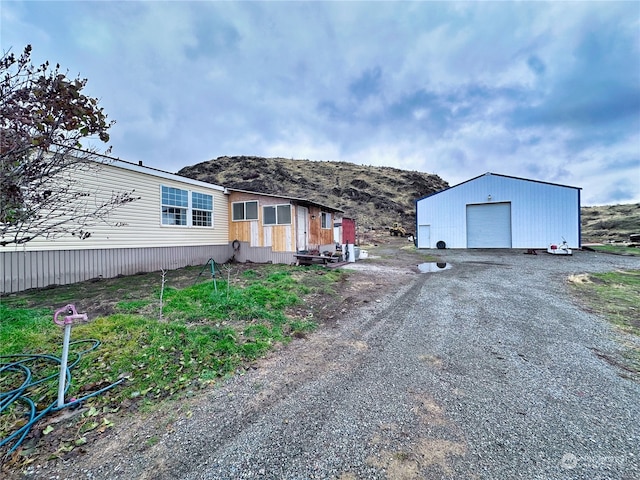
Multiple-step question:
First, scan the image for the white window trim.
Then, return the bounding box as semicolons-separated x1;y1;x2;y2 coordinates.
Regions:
263;204;292;226
232;200;259;221
160;185;214;228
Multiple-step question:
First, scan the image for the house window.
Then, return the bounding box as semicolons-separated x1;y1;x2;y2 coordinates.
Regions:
192;192;213;227
321;212;331;229
162;186;188;226
263;204;291;225
161;185;213;227
232;200;258;221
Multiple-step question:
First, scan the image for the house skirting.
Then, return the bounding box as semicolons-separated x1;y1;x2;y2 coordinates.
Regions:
230;241;296;265
229;241;340;265
1;245;232;294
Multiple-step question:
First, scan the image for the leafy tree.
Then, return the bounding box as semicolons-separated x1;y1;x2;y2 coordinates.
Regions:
0;45;138;247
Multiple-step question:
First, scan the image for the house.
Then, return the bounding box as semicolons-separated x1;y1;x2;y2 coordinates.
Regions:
226;189;344;263
1;157;231;294
1;158;348;293
415;172;581;249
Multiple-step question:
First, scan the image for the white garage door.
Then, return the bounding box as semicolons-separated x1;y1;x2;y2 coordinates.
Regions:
466;203;512;248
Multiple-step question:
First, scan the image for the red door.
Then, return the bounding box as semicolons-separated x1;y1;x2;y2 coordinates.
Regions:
342;218;356;244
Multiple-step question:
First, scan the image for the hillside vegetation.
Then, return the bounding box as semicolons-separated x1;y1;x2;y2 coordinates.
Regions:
178;156;638;242
178;156;448;232
581;203;640;243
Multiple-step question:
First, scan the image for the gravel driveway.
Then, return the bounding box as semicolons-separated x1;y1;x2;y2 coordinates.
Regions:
31;249;640;480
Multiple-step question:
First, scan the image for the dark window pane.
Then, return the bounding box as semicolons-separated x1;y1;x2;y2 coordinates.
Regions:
192;210;212;227
246;201;258;220
162;207;187;225
232;202;245;221
277;205;291;224
162;186;188;207
263;206;276;225
192;192;212;210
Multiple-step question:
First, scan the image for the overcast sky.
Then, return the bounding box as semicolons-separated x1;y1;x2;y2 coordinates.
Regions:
3;1;639;205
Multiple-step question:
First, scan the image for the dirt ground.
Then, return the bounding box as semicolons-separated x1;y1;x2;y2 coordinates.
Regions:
316;235;432;325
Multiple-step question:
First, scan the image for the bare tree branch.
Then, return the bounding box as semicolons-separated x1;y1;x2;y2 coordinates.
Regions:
1;45;138;247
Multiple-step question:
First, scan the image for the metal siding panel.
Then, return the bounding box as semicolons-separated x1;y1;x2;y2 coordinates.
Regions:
15;252;22;291
233;242;295;264
0;254;6;292
8;252;20;292
6;253;13;292
3;254;8;292
507;178;579;248
78;250;87;283
57;251;65;285
44;251;53;287
0;245;234;293
417;185;468;248
37;251;46;288
47;251;55;286
33;251;41;288
94;249;102;279
22;251;32;290
19;251;26;291
62;252;70;286
11;252;20;292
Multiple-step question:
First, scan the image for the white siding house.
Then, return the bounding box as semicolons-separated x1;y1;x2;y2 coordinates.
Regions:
1;157;230;293
415;173;581;249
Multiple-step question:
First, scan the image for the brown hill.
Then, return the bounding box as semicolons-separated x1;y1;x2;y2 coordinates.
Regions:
581;203;640;243
178;156;449;232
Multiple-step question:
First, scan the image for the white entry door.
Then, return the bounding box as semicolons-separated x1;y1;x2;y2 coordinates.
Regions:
296;206;309;251
466;203;512;248
417;225;430;248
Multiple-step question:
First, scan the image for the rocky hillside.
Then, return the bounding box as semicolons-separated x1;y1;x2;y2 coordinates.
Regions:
178;156;449;232
581;203;640;243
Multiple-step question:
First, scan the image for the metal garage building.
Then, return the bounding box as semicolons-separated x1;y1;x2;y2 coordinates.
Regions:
415;173;581;249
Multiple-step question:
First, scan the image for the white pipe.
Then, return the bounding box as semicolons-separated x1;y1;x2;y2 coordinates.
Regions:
57;323;72;408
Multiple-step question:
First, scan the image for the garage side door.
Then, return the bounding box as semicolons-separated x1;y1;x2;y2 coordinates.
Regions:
417;225;430;248
466;203;512;248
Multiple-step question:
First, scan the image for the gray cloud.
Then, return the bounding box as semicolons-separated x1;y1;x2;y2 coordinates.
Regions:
2;0;638;204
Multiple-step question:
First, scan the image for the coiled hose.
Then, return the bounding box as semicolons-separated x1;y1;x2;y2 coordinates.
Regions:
0;339;124;455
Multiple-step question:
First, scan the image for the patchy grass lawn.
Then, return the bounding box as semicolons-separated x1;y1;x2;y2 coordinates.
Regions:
587;245;640;256
0;263;348;466
569;270;640;375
